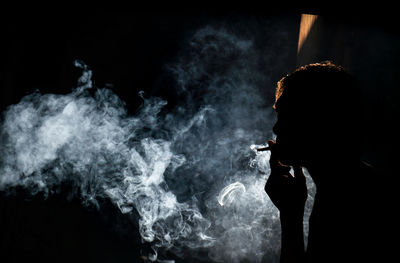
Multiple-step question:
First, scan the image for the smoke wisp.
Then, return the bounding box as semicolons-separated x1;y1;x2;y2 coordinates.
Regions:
0;26;315;263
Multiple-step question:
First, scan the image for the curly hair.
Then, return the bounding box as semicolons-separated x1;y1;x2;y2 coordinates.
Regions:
273;62;359;114
275;62;343;107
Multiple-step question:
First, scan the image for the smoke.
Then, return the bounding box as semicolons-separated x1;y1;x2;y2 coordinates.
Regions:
0;26;315;262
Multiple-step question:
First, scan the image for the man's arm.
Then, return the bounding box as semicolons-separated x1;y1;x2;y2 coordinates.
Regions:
265;141;307;263
279;211;306;263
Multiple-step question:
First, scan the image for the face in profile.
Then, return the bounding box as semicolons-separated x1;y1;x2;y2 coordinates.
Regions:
272;95;330;167
272;103;310;166
272;62;360;168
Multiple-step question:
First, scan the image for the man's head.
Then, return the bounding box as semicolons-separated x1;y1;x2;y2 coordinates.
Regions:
272;62;361;167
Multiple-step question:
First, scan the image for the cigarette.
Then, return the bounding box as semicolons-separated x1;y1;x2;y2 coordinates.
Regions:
256;146;271;151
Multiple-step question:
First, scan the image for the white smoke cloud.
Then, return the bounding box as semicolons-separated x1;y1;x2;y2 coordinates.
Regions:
0;26;315;263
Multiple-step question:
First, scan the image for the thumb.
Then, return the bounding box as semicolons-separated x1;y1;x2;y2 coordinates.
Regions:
293;165;306;182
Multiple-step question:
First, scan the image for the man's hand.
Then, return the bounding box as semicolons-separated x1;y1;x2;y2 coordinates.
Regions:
264;140;307;216
265;140;308;262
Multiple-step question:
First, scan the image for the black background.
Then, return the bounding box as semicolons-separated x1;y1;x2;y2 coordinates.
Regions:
1;5;398;263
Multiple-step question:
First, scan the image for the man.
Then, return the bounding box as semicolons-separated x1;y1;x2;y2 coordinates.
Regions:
265;62;379;262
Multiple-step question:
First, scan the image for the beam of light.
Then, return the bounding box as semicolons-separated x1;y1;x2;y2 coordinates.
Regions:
298;14;318;53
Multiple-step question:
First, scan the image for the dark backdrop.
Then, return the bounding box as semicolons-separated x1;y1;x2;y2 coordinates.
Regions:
1;6;398;263
0;7;301;263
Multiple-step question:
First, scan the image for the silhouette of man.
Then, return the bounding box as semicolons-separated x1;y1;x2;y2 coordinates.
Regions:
265;62;377;263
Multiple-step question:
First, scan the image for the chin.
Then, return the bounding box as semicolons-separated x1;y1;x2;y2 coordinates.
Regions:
281;159;302;167
275;140;307;166
277;153;300;166
278;149;309;166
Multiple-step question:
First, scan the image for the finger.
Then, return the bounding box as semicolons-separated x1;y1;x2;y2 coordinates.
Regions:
269;162;291;174
267;140;279;164
293;165;306;182
267;140;292;175
267;140;276;148
293;165;304;176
